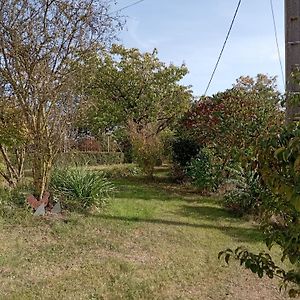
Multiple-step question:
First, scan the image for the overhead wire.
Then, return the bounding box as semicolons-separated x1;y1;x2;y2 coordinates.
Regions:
112;0;146;14
270;0;285;88
204;0;242;96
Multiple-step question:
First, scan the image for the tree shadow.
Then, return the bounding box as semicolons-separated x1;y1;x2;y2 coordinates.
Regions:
113;177;210;203
93;213;264;243
180;204;238;222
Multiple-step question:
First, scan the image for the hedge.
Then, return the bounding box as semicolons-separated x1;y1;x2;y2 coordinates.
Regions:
55;151;124;166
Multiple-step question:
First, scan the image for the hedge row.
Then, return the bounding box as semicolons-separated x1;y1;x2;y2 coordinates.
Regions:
55;151;124;166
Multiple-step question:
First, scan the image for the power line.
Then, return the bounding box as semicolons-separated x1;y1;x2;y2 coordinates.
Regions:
112;0;146;14
270;0;285;88
204;0;242;96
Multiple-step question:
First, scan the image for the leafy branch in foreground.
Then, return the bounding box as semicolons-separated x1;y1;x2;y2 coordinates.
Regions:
219;247;300;298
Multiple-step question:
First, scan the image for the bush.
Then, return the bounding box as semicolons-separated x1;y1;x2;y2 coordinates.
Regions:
172;137;200;167
222;164;262;216
187;148;220;191
50;168;114;209
129;122;163;177
0;185;34;222
99;164;140;179
55;151;124;167
118;138;133;163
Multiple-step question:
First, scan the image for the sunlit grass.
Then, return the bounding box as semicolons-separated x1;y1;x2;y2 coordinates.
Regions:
0;168;288;299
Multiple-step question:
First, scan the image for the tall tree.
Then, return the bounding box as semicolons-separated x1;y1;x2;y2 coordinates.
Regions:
83;45;192;175
85;45;192;134
0;0;123;198
181;74;283;165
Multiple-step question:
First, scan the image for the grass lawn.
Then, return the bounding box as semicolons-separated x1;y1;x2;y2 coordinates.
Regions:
0;168;289;299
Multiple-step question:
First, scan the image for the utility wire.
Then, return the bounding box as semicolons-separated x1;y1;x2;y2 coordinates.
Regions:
112;0;146;14
270;0;285;88
204;0;242;96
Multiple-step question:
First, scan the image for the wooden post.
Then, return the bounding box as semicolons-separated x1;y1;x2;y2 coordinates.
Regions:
285;0;300;122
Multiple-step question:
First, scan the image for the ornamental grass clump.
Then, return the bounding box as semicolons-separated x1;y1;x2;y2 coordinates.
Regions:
50;168;114;209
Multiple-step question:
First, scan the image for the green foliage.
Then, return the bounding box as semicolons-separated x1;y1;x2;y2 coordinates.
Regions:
180;74;283;167
97;164;141;179
222;164;263;216
84;45;192;134
0;188;15;214
0;185;34;222
118;137;133;163
50;168;114;209
0;102;28;147
81;45;192;176
55;152;124;167
187;149;220;191
258;122;300;213
129;122;162;177
220;123;300;298
219;248;300;298
172;137;200;167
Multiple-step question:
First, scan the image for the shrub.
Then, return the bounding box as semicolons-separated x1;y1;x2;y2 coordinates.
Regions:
50;168;114;209
99;164;140;179
76;137;101;152
0;185;34;222
186;148;222;191
220;123;300;298
118;137;133;163
170;137;200;182
55;151;124;167
222;164;262;216
172;137;200;167
128;122;163;177
187;149;214;191
0;188;14;214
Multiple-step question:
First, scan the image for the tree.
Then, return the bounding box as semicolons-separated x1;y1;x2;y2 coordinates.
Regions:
0;0;123;198
180;74;283;166
0;100;27;186
84;45;192;174
85;45;192;132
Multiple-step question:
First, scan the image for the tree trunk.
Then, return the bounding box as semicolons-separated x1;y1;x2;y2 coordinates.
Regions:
0;144;25;187
32;151;53;200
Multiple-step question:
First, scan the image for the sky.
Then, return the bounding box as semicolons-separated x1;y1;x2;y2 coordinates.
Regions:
111;0;285;96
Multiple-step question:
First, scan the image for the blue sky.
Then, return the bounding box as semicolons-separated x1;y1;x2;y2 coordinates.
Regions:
112;0;285;96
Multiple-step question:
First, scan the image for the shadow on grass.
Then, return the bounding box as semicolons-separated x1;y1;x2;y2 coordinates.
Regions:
180;204;238;222
113;178;209;203
93;214;263;243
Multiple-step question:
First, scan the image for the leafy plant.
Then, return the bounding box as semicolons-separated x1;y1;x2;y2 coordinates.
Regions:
222;164;263;216
179;75;283;170
172;137;200;167
50;168;114;209
187;148;220;191
55;152;124;167
219;247;300;298
99;164;140;179
220;123;300;298
128;121;163;177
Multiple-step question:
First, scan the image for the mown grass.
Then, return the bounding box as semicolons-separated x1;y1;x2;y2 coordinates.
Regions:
0;168;289;299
